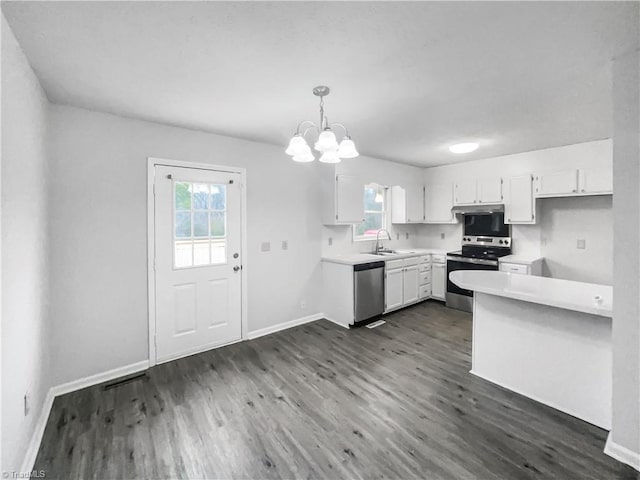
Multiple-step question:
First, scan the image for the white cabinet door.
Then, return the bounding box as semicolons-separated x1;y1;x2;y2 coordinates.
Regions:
403;266;419;305
505;174;535;224
406;185;424;223
478;177;503;204
454;179;477;205
535;170;579;197
385;268;404;311
391;185;424;223
425;183;456;223
579;168;613;195
431;263;446;300
335;175;364;223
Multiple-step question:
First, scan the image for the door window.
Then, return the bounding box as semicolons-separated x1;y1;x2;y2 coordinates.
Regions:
174;182;227;268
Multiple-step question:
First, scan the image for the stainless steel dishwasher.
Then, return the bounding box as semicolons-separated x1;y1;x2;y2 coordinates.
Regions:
353;261;385;324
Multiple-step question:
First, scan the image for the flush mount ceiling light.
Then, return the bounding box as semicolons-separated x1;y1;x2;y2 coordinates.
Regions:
449;142;479;154
285;86;359;163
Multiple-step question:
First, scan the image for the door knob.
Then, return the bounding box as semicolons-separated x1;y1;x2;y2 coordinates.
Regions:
233;253;239;259
233;266;240;272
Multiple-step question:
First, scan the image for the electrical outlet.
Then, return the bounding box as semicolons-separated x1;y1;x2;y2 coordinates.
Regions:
328;237;333;246
261;241;270;252
282;240;288;250
24;392;30;416
440;232;445;240
577;239;586;250
300;300;306;309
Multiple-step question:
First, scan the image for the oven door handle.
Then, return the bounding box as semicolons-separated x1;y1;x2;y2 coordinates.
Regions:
446;256;498;267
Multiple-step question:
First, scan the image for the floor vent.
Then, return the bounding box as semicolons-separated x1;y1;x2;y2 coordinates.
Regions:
103;372;147;390
366;320;386;329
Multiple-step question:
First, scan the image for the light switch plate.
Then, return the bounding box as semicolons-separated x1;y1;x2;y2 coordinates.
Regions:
282;240;288;250
328;237;333;246
577;239;586;249
440;232;445;239
261;241;271;252
405;232;409;240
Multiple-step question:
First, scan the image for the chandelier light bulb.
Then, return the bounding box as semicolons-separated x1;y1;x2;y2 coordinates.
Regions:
337;137;359;158
319;150;341;164
285;135;310;156
292;151;316;163
315;129;339;153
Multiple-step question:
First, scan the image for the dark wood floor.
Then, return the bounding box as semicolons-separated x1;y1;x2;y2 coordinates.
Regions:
36;301;638;479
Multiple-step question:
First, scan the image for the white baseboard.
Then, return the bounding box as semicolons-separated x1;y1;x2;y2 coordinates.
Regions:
323;315;350;329
50;360;150;397
605;433;640;471
247;313;324;340
20;389;56;473
469;369;611;430
21;360;149;473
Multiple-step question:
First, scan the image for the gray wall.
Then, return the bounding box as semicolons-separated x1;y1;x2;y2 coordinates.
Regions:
47;105;324;386
611;49;640;461
539;195;613;284
1;15;51;473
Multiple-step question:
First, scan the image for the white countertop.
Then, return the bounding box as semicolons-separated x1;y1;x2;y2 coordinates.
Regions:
321;248;449;266
498;254;543;265
449;270;612;317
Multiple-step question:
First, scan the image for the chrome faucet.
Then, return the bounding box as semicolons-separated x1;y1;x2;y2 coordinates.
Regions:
375;229;392;253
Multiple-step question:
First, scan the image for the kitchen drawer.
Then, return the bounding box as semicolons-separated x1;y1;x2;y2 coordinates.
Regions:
431;254;445;264
419;270;432;285
419;284;431;299
403;256;420;267
419;263;431;273
386;259;404;271
420;255;431;264
500;262;529;275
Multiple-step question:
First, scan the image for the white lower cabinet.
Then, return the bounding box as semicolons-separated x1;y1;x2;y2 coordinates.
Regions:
403;266;419;304
385;256;427;311
431;263;446;300
385;267;404;311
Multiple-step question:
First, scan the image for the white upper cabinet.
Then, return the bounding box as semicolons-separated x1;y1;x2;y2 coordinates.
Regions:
535;169;579;197
391;185;424;224
505;174;536;224
454;179;477;205
322;174;364;225
424;183;457;224
477;177;503;204
579;168;613;195
455;177;503;205
535;168;613;197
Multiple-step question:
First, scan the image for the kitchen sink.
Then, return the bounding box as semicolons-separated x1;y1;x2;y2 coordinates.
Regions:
370;250;399;256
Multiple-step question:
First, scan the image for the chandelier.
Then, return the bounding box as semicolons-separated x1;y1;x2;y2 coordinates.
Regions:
285;86;359;163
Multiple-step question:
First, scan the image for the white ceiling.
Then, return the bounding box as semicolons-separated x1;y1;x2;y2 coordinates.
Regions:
2;1;638;166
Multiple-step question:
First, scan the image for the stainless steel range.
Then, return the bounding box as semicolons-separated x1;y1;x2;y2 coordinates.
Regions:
445;212;512;312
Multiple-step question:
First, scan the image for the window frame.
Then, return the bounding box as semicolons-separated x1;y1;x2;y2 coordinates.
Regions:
353;183;387;242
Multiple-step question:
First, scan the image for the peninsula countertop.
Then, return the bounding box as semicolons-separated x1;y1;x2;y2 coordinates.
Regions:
449;270;612;317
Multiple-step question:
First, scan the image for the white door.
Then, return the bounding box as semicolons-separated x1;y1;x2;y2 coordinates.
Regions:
385;268;404;311
402;266;419;304
431;263;446;300
154;165;242;363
